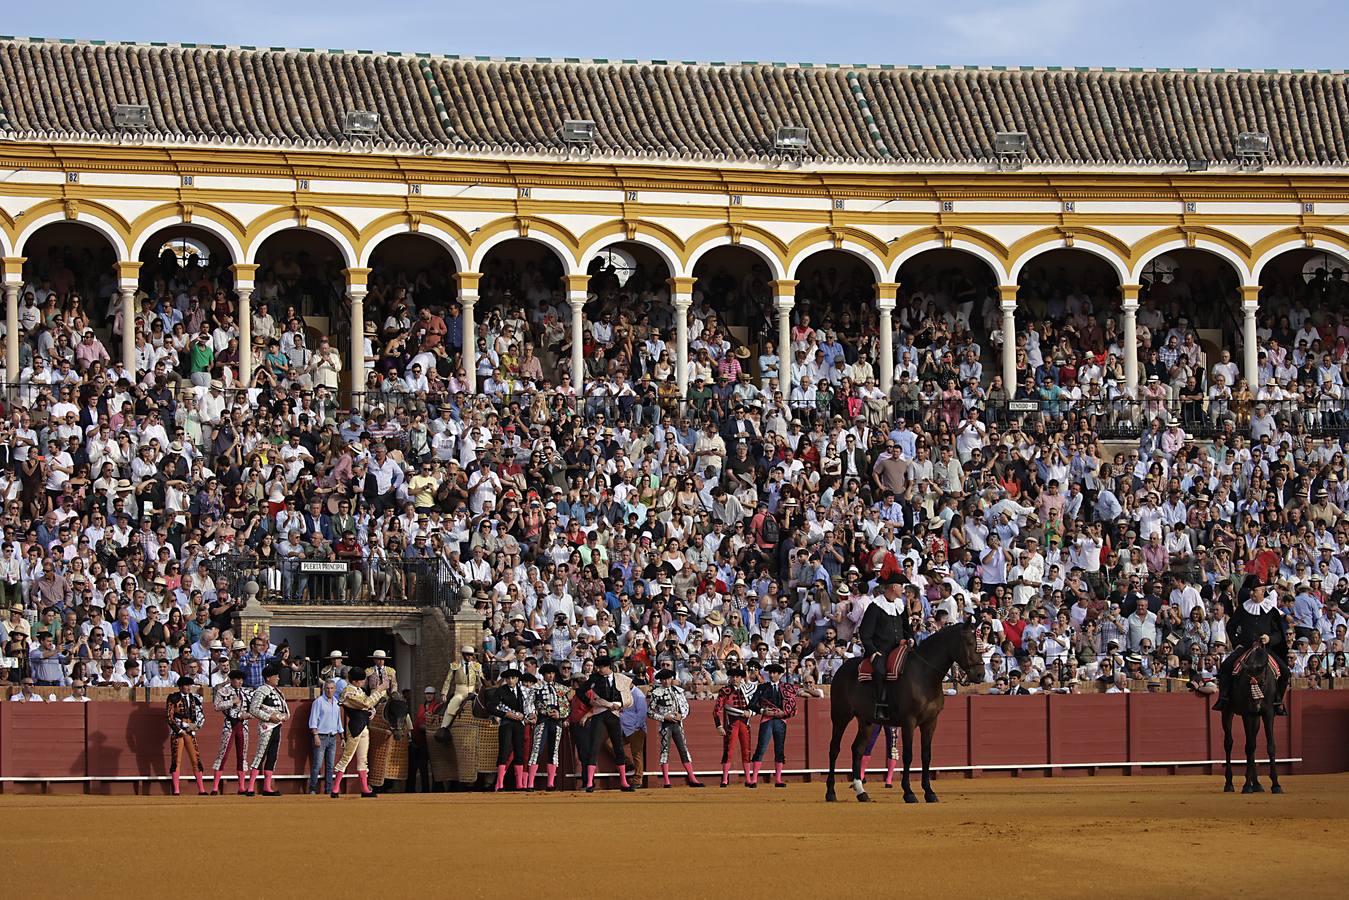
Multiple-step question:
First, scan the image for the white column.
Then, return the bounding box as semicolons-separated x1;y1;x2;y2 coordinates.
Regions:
668;276;696;397
1121;290;1140;394
349;290;367;396
998;286;1018;393
231;263;258;389
461;294;477;394
568;297;585;393
3;280;19;385
454;272;481;395
236;287;253;387
771;279;797;399
343;267;371;399
875;282;898;394
120;283;138;381
674;297;691;397
1241;288;1260;389
565;273;590;397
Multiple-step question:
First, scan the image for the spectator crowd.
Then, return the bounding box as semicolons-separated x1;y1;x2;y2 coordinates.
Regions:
3;239;1349;706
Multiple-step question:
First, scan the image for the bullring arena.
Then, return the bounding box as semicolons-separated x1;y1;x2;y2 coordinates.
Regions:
3;33;1349;899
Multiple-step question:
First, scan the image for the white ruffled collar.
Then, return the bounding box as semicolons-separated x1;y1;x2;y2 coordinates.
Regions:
869;597;902;616
1243;593;1278;615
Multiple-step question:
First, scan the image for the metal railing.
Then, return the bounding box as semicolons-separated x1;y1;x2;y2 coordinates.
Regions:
204;553;458;608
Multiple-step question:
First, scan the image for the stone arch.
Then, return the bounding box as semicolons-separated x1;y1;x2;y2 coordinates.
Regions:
244;209;359;268
1128;228;1253;285
1008;230;1130;284
786;228;887;281
16;202;131;260
888;229;1010;283
1251;228;1349;281
357;215;470;271
576;221;685;278
468;217;580;272
128;204;245;263
683;224;788;281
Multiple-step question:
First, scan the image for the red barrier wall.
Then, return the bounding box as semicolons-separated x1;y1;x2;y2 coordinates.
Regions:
2;690;1345;793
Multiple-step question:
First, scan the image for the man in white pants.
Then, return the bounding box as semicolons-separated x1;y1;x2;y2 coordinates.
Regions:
332;667;386;798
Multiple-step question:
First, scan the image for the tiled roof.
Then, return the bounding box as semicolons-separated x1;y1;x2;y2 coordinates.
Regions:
1;38;1347;167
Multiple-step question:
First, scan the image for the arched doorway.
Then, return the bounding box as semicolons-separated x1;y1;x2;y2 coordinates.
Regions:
1138;248;1242;365
690;245;774;334
15;221;120;385
1012;248;1122;399
252;228;348;326
249;229;350;395
362;234;460;397
18;221;119;326
896;248;998;329
476;238;566;392
895;248;1000;392
1258;246;1349;344
584;241;672;391
1257;247;1349;407
788;249;880;412
132;224;239;383
690;246;776;396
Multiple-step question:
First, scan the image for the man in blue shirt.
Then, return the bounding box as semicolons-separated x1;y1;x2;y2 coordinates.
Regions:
1291;586;1323;643
308;679;343;796
619;675;649;788
239;637;276;688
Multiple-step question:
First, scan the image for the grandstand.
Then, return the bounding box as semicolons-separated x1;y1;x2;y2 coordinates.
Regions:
0;36;1347;789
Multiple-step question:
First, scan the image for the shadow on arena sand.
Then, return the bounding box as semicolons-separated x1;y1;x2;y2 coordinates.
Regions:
3;774;1345;898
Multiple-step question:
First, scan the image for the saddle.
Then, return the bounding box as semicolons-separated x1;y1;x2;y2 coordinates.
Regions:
1233;644;1282;677
858;644;909;683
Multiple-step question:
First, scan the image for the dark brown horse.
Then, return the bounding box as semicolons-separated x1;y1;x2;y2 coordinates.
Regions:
826;622;984;803
1222;643;1284;795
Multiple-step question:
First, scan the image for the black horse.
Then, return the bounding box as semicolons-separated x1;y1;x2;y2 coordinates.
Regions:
1222;643;1284;795
826;622;984;803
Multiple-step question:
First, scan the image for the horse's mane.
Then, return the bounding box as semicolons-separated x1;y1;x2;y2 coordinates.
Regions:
914;622;973;654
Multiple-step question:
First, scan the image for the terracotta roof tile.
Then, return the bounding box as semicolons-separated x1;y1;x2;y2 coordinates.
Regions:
0;40;1346;166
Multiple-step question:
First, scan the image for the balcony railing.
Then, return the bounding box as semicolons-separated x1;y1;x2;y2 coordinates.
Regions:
205;553;460;608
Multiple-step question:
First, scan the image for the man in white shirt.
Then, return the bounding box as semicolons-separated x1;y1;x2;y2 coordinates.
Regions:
10;679;45;701
62;679;91;702
1168;575;1204;618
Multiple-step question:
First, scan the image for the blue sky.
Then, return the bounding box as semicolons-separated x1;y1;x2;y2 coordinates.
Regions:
5;0;1341;69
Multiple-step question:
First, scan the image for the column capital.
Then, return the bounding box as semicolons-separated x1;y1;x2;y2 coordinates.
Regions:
997;284;1020;303
568;296;587;311
769;279;799;298
116;260;142;283
349;288;367;303
564;273;592;295
1240;285;1262;304
342;267;372;288
229;262;259;283
453;271;482;293
2;257;26;280
667;275;697;296
1119;283;1142;302
873;281;900;302
1000;299;1017;313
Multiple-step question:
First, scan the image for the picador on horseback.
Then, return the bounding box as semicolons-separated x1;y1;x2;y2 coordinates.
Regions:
1214;582;1289;716
858;569;912;721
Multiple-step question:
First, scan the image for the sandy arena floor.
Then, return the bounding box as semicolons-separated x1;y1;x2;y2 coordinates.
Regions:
2;774;1343;898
